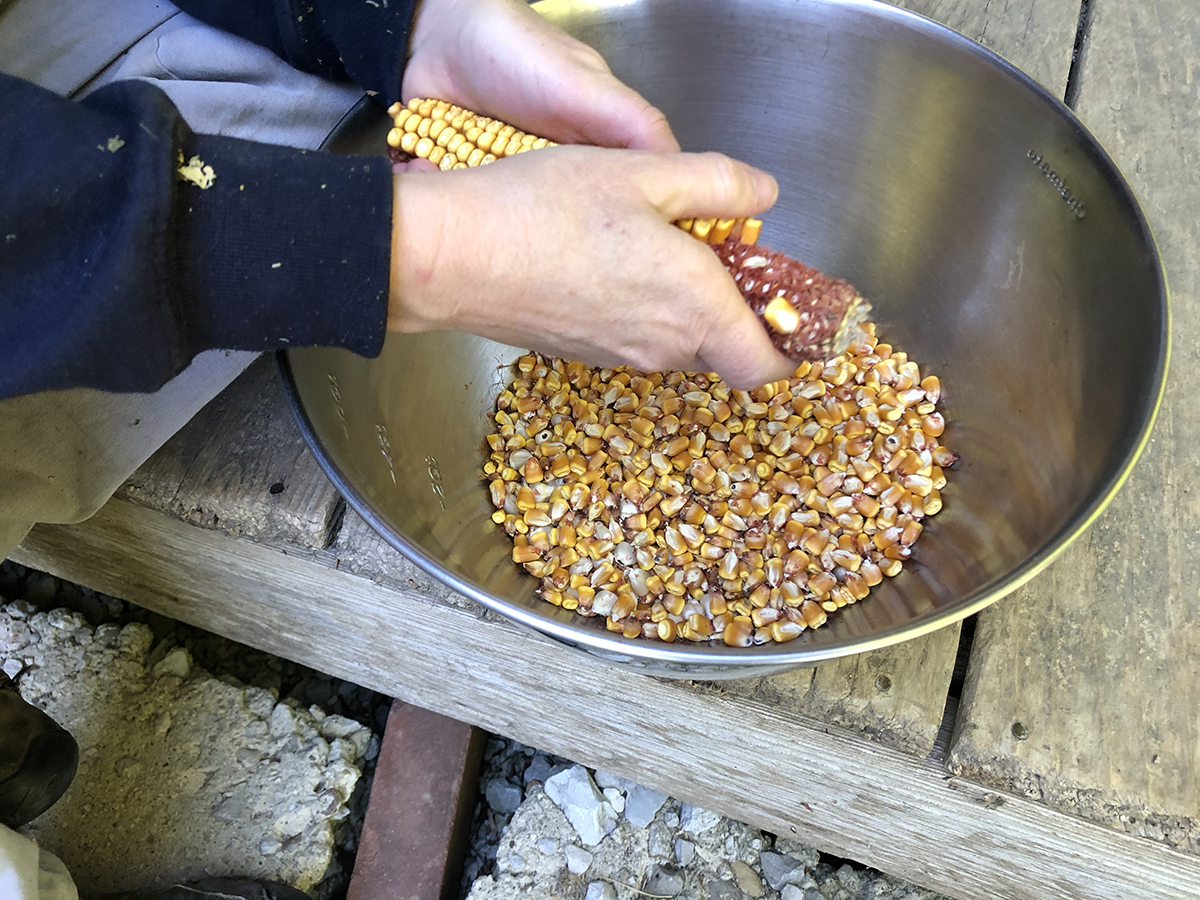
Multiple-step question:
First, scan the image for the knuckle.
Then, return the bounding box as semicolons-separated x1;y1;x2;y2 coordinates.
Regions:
640;104;672;135
703;152;743;196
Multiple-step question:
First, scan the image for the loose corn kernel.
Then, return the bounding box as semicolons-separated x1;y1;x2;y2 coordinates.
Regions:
484;333;952;645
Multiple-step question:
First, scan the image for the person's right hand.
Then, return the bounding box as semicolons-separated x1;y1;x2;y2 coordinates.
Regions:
388;145;796;389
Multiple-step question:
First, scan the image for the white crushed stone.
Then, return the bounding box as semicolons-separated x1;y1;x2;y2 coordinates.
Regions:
592;771;632;793
601;787;625;815
460;736;959;900
676;837;696;867
465;780;765;900
595;769;666;829
760;850;813;892
680;802;724;836
544;765;619;847
623;783;669;829
564;844;593;875
0;602;370;896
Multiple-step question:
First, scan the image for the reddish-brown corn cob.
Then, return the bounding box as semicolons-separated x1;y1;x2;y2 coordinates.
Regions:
388;99;871;361
711;239;870;360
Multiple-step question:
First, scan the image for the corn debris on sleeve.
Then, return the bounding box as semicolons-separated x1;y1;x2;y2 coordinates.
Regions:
388;98;871;362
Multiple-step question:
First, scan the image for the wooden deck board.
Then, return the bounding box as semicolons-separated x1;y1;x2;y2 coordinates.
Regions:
717;626;962;759
897;0;1080;91
336;501;962;756
948;0;1200;855
14;500;1200;900
117;355;343;550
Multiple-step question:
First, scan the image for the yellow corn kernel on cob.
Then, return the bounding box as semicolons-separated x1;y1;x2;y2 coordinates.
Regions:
387;98;870;361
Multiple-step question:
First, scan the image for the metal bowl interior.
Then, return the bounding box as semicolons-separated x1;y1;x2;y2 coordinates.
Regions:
281;0;1168;677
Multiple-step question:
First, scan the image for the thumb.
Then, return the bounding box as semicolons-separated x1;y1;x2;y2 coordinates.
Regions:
638;152;779;222
569;78;680;152
640;152;787;387
697;289;798;390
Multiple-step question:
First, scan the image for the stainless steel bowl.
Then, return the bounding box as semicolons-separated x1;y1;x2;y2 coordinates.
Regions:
281;0;1168;677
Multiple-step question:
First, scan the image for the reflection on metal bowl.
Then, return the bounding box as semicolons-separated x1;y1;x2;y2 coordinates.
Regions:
280;0;1168;678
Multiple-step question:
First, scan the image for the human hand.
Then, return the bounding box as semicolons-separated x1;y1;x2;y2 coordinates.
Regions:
402;0;678;152
389;146;797;389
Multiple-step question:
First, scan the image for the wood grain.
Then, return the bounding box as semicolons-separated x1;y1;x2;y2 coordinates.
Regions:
717;626;961;758
949;0;1200;855
328;509;486;616
896;0;1081;90
335;501;961;755
118;356;343;549
14;500;1200;900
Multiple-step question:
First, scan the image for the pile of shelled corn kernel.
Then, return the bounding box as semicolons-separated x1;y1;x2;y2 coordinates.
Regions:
483;325;954;646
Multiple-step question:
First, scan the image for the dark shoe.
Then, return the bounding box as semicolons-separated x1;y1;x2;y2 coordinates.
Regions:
92;878;313;900
0;670;78;828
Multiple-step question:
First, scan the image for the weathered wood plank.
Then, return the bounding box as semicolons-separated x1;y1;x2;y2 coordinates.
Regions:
117;355;343;549
716;627;961;758
329;510;484;616
949;0;1200;855
14;500;1200;900
896;0;1081;91
334;503;961;756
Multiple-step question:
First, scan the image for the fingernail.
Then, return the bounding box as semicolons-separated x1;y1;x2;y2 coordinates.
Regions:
757;170;779;206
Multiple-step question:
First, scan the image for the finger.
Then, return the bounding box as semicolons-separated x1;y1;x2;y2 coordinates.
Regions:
695;292;798;390
636;152;778;222
571;80;681;152
392;158;440;174
509;74;681;153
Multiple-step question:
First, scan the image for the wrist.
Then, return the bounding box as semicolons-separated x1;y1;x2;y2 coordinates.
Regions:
389;171;453;333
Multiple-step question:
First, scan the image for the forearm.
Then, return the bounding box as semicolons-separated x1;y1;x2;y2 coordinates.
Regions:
0;75;392;399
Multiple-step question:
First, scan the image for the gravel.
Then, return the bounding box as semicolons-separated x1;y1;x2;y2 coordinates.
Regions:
0;560;387;899
457;736;957;900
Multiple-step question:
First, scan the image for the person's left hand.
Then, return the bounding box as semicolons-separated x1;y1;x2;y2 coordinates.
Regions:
401;0;679;152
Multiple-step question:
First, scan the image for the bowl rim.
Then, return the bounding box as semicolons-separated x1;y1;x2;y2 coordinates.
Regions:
279;0;1171;669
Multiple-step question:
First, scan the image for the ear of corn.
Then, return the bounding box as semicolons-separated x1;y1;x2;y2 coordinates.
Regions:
387;99;870;361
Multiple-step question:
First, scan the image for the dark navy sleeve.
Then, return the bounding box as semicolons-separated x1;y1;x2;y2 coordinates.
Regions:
0;75;393;397
174;0;420;106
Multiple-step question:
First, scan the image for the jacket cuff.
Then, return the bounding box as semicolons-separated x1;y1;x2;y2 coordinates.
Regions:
170;131;393;362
